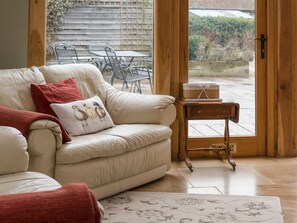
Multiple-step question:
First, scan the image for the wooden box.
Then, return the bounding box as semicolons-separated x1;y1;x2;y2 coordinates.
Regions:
182;83;220;100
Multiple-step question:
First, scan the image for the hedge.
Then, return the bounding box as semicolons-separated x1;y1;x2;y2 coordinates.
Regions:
189;16;254;46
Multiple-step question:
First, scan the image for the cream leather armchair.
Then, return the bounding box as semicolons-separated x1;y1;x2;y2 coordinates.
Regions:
0;127;104;222
0;127;60;195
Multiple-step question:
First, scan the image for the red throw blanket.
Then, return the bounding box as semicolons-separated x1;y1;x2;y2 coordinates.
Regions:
0;106;71;143
0;183;101;223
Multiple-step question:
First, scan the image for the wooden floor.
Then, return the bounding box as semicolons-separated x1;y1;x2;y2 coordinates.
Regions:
132;157;297;223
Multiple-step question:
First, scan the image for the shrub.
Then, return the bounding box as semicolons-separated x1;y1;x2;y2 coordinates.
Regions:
189;15;255;61
189;34;201;61
189;16;254;47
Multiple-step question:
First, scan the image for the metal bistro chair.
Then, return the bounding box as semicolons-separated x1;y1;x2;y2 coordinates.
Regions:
105;46;153;93
129;65;153;93
89;41;111;73
53;43;99;68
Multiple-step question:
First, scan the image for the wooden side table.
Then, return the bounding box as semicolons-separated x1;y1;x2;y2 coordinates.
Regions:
177;99;240;172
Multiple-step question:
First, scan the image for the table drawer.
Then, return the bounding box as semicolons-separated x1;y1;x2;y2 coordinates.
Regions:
187;104;237;120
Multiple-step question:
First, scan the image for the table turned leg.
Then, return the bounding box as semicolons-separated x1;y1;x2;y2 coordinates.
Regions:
224;118;236;171
184;147;193;172
183;107;193;172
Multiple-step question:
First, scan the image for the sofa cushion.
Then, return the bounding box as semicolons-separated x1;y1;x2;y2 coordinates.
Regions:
31;77;83;116
56;124;172;165
56;134;129;164
0;67;45;111
100;124;172;151
51;96;114;136
56;140;171;190
38;64;107;103
0;172;60;195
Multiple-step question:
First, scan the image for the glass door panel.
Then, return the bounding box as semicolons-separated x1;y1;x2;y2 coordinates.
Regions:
187;0;267;155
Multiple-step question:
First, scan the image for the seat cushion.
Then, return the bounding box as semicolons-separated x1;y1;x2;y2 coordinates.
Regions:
0;172;61;195
100;124;172;151
57;134;129;165
57;124;172;165
55;139;171;190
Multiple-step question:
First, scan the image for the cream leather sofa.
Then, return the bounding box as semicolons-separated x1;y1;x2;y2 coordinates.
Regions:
0;126;61;195
0;64;176;199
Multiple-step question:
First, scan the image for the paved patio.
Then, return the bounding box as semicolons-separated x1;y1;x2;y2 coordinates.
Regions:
187;76;255;137
103;71;255;138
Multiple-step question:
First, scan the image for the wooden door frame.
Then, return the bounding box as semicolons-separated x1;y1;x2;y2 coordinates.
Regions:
267;0;277;156
156;0;270;158
154;0;188;159
27;0;46;67
154;0;276;158
276;0;297;157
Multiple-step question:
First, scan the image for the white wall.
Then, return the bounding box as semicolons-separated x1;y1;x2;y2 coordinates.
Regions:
0;0;28;69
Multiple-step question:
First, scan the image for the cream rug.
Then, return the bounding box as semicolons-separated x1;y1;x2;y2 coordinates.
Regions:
100;191;283;223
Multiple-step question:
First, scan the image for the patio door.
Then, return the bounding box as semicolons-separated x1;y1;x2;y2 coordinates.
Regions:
186;0;267;157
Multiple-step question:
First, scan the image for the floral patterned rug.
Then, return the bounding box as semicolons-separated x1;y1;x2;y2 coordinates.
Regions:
100;191;283;223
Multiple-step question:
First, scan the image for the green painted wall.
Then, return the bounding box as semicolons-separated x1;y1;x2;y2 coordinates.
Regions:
0;0;28;69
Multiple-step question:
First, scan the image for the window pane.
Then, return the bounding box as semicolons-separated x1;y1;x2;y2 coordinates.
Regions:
188;0;255;137
46;0;153;94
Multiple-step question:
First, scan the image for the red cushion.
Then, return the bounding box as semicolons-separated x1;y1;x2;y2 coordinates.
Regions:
31;78;83;116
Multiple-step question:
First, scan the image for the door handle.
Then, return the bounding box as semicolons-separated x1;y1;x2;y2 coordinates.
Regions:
254;34;266;59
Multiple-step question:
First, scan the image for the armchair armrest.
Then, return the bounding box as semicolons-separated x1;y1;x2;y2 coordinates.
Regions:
105;84;176;126
29;120;64;149
0;106;71;177
0;127;28;175
0;106;71;143
27;120;66;177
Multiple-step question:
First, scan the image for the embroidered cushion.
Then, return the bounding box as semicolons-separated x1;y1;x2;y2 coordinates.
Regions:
50;96;114;136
